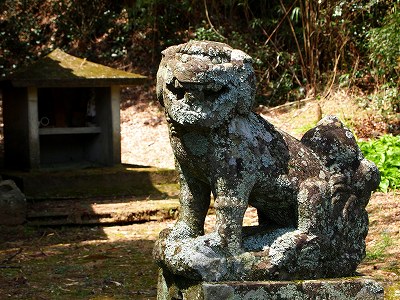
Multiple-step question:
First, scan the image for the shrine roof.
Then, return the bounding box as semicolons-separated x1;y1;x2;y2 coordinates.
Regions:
2;49;148;87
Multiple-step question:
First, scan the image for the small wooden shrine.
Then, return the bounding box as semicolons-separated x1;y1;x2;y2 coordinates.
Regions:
1;49;147;170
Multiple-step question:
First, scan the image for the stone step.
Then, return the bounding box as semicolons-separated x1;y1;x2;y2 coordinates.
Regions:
1;164;179;200
27;197;180;226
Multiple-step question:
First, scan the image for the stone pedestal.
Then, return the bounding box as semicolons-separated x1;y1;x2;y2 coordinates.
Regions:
158;269;384;300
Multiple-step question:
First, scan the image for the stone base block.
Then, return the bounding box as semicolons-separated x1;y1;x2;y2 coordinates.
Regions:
157;269;384;300
0;180;26;225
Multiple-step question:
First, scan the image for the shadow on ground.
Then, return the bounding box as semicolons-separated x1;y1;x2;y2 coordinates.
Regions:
0;223;163;300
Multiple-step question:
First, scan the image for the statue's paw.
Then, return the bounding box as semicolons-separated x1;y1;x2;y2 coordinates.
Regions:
269;230;325;279
153;223;202;266
160;232;230;281
157;227;334;281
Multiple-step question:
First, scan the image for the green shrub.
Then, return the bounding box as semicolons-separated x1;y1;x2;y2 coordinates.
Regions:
358;83;400;120
367;7;400;82
359;134;400;192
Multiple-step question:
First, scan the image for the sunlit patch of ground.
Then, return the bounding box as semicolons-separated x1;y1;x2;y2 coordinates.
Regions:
120;103;175;169
358;192;400;295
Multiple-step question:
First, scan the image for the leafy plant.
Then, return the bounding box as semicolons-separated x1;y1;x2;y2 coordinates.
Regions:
366;84;400;118
367;6;400;83
194;22;226;42
359;134;400;192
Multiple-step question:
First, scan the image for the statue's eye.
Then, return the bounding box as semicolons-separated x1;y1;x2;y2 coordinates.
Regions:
210;83;224;92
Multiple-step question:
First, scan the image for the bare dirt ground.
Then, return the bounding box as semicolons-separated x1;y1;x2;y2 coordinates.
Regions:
1;89;399;299
120;92;175;169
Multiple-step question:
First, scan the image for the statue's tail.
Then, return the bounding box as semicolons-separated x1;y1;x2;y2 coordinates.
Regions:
300;116;380;276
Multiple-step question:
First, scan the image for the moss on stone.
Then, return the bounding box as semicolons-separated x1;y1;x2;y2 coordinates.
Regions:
8;48;147;87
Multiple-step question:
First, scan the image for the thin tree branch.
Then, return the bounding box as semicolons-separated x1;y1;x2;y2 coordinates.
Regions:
264;0;298;46
203;0;227;41
323;37;349;98
279;0;306;81
1;248;22;264
264;97;314;111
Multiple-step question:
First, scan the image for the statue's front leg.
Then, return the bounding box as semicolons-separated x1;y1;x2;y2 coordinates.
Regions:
213;173;255;255
169;169;211;240
214;195;248;254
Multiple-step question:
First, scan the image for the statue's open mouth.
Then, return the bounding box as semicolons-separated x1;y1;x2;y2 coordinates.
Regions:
166;79;228;105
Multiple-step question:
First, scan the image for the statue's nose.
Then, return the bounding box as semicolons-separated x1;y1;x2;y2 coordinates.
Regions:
173;59;211;83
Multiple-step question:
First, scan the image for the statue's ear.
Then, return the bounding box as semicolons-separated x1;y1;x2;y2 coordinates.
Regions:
236;72;256;115
231;49;253;64
156;47;176;108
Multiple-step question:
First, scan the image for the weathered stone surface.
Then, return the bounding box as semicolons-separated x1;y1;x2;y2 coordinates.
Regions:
158;269;384;300
0;180;27;225
153;40;380;282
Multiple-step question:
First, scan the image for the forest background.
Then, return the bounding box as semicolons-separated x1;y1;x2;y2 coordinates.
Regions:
0;0;399;107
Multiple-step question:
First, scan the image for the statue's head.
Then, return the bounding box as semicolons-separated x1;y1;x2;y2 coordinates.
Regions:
156;40;256;128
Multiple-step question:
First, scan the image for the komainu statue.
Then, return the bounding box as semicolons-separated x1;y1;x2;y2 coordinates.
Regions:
153;40;380;282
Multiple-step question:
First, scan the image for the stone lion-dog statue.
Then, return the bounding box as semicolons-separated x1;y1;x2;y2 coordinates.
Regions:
153;40;380;282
